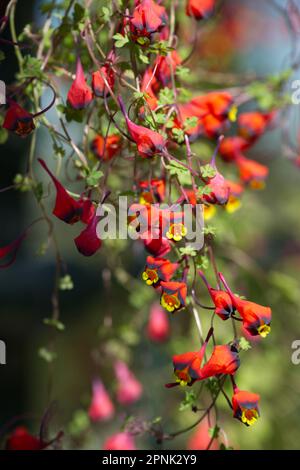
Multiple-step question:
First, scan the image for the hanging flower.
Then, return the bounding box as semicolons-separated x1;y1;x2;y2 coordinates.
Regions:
139;178;165;204
114;360;143;405
67;57;93;110
118;95;166;158
91;134;121;161
6;427;45;450
74;214;102;256
238;111;274;142
130;0;168;42
103;432;136;451
142;256;178;286
219;136;249;162
225;180;244;213
160;281;187;313
2;100;35;137
198;270;235;320
232;388;260;426
147;302;170;342
219;273;272;338
0;233;26;269
236;155;269;189
186;0;216;20
88;379;115;422
197;344;240;380
39;159;95;225
92;52;115;98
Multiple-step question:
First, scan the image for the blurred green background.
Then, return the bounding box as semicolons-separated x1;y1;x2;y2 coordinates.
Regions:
1;0;300;450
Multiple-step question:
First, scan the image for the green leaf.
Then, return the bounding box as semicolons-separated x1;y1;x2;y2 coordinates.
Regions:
172;127;185;144
113;33;129;48
184;116;198;131
239;336;252;351
203;225;217;236
73;3;86;24
44;318;66;331
201;164;217;179
179;391;197;412
38;347;57;363
176;66;190;80
86;167;104;187
158;87;174;106
209;425;220;439
165;160;189;177
59;274;74;291
179;246;198;257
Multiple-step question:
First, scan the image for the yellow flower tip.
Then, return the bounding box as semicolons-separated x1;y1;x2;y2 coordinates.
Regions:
173;234;183;242
175;369;191;387
166;231;173;240
204;205;216;220
142;269;158;285
250;180;266;190
241;408;259;426
225;197;241;214
258;324;271;338
161;293;180;312
166;224;187;242
229;105;238;122
142;272;148;281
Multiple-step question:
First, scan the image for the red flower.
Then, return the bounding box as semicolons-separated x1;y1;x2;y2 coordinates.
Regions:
114;360;143;405
142;256;178;286
103;432;136;451
139;178;165;204
219;136;249;162
160;281;187;313
165;328;213;387
67;57;93;110
232;389;260;426
219;273;272;337
130;0;167;41
198;270;235;320
201;149;230;206
186;0;215;20
74;214;102;257
118;95;166;158
91;134;121;161
3;100;35;137
236;155;269;189
6;427;45;450
92;53;115;98
140;67;159;111
88;379;115;422
238;111;274;142
225;179;244;213
39;159;94;225
143;229;172;257
197;344;240;380
147;302;170;342
154;51;181;87
0;233;26;269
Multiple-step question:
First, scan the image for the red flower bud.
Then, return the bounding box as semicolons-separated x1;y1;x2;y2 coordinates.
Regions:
103;432;136;451
114;360;143;405
67;57;93;110
6;427;45;450
130;0;167;40
92;53;115;98
147;302;170;342
88;379;115;422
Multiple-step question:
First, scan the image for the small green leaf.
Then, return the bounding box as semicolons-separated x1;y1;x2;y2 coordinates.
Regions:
201;164;217;179
59;274;74;291
44;318;65;331
239;336;252;351
38;347;57;363
113;33;129;48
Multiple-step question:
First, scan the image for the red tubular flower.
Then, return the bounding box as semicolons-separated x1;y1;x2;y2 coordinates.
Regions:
92;52;115;98
186;0;215;20
0;233;26;269
219;136;249;162
235;155;269;189
198;270;235;320
2;100;35;137
160;281;187;313
147;302;170;342
88;379;115;422
74;214;102;257
201;148;230;206
130;0;167;41
139;178;165;204
6;427;45;450
166;328;214;387
238;111;274;142
219;272;272;338
140;67;159;111
232;388;260;426
154;51;181;87
118;95;166;158
143;229;172;257
67;57;93;110
114;360;143;405
103;432;136;451
197;344;240;380
142;255;178;286
39;159;94;225
91;134;121;161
